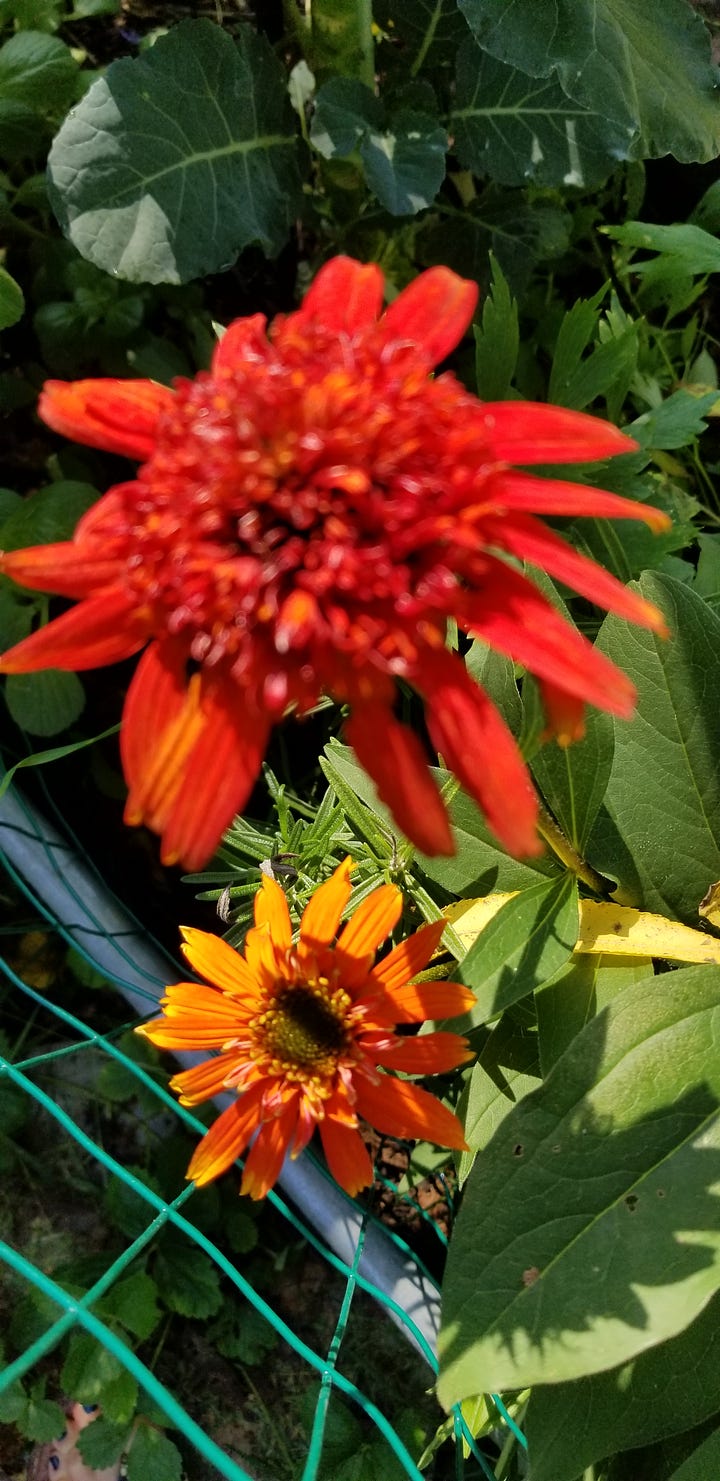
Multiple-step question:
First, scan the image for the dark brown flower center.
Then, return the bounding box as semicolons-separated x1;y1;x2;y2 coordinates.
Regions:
263;984;349;1069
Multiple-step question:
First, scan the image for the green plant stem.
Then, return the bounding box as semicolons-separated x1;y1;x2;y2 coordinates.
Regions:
309;0;375;87
536;797;614;897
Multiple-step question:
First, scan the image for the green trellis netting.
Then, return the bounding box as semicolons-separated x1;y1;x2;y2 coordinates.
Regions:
0;769;528;1479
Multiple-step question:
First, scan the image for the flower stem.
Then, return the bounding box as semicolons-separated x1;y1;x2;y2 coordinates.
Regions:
309;0;375;88
536;797;615;897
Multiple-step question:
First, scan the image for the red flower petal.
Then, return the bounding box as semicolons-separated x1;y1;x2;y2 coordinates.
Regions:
292;256;385;334
240;1096;298;1200
388;980;477;1024
487;470;671;531
319;1118;374;1197
419;648;541;858
0;541;122;598
187;1087;264;1186
538;681;587;745
354;1073;468;1150
211;312;269;374
373;1031;473;1074
484;512;668;633
478;402;638;464
0;587;146;673
370;919;446;996
345;703;454;856
38;378;173;461
460;560;637;718
381;266;477;367
121;642;269;869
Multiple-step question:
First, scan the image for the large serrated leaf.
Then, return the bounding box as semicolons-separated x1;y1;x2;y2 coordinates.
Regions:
453;39;625;190
438;965;720;1405
525;1290;720;1481
458;0;720;163
590;573;720;921
47;20;303;284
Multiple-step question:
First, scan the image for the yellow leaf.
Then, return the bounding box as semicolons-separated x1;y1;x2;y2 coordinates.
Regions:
444;894;720;965
699;881;720;929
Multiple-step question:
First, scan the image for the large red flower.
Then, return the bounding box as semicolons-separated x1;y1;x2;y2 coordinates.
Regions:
0;257;668;868
138;859;473;1200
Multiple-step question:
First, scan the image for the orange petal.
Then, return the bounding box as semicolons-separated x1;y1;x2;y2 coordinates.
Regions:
254;874;292;948
240;1096;298;1200
372;1031;473;1074
299;858;353;949
293;256;385;334
243;923;284;993
477;402;637;464
319;1118;374;1197
336;884;403;962
180;926;261;999
187;1087;264;1186
485;513;668;634
539;681;587;746
345;704;454;856
420;647;541;859
370;919;445;997
0;541;122;598
38;378;173;461
381;267;478;367
169;1052;240;1105
488;470;671;533
388;980;477;1024
0;587;146;673
355;1073;468;1149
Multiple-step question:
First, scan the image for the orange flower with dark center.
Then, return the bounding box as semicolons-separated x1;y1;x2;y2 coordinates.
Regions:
138;859;474;1200
0;257;669;868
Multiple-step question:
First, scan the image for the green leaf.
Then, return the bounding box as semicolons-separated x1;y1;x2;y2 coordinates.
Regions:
590;573;720;920
458;0;720;163
473;253;518;401
209;1300;278;1364
464;639;522;732
0;265;23;329
438;964;720;1405
98;1369;139;1427
23;1396;66;1442
103;1165;162;1241
0;578;36;648
536;953;654;1076
0;480;98;550
451;874;578;1025
0;30;77;112
453;39;625;190
607;220;720;276
525;1290;720;1481
47;20;303;284
456;1048;540;1186
77;1417;129;1471
154;1238;222;1318
668;1424;720;1481
0;1380;26;1423
531;707;615;852
5;669;85;736
548;291;639;412
61;1333;126;1403
102;1271;161;1341
311;78;447;215
629;391;717;451
375;0;467;69
126;1424;182;1481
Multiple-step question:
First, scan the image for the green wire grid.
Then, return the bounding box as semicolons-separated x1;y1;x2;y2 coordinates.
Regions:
0;773;528;1479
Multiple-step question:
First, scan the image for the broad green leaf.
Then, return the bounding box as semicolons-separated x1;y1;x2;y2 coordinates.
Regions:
96;1369;138;1427
102;1271;161;1342
154;1238;222;1319
77;1418;128;1471
311;79;447;215
375;0;467;69
451;875;578;1025
531;707;614;852
590;574;720;920
464;639;521;732
456;1045;540;1185
0;579;36;648
453;40;624;191
103;1165;162;1241
438;965;720;1404
47;21;304;284
0;480;98;551
209;1301;278;1364
0;266;23;329
570;475;699;584
126;1424;182;1481
0;30;77;112
6;669;85;736
458;0;720;163
23;1396;66;1443
525;1290;720;1481
694;534;720;609
473;254;518;402
61;1333;126;1402
668;1425;720;1481
536;953;654;1077
418;188;572;294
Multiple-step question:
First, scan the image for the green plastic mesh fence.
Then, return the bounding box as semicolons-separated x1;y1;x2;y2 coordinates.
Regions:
0;770;528;1480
